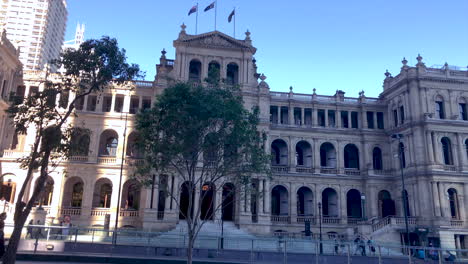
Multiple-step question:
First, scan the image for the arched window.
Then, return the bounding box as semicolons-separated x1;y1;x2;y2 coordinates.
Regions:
372;147;383;170
200;182;215;220
346;189;362;219
121;180;141;210
226;63;239;85
189;59;202;82
0;174;17;203
344;144;359;169
92;178;112;208
322;188;338;217
271;139;288;166
98;129;118;156
320;142;336;168
378;190;395;217
398;143;406;168
296;141;312;167
179;181;195;220
126;132;142;158
448;188;460;219
441;137;453;165
207;61;221;83
435;96;445;119
35;177;54;206
297;187;313;216
70;129;90;156
465;139;468;158
271;185;289;216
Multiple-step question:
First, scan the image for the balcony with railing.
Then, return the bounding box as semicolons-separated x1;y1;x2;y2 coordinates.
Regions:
320;167;338;174
271;166;289;173
450;219;464;227
344;168;360;175
91;208;111;217
295;166;314;173
119;209;139;217
59;207;82;216
296;215;315;224
322;217;341;224
371;216;418;232
271;215;291;224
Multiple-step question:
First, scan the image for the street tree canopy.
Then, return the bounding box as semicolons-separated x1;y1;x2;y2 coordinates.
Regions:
135;81;270;264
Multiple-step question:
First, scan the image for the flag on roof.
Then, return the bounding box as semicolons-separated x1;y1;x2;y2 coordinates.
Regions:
228;9;235;22
204;2;215;12
188;5;197;16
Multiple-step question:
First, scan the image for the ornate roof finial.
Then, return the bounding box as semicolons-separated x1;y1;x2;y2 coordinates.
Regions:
245;30;251;40
402;57;408;66
259;74;266;81
161;48;167;57
385;69;391;78
181;23;187;32
416;54;423;63
313;88;316;95
444;62;449;69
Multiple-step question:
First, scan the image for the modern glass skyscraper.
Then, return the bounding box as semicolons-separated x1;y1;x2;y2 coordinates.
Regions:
0;0;68;71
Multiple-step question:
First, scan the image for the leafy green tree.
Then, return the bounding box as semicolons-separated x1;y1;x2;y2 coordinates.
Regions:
2;36;141;264
135;82;270;264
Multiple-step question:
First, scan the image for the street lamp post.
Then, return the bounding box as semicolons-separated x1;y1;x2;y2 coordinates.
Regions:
391;134;411;248
318;202;323;254
113;112;129;244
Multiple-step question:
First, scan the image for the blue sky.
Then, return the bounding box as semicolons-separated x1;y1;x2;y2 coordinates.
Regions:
65;0;468;97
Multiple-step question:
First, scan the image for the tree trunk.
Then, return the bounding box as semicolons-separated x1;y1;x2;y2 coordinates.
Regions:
187;236;194;264
3;208;30;264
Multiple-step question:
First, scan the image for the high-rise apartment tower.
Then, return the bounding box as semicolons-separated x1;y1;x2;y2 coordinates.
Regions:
0;0;68;71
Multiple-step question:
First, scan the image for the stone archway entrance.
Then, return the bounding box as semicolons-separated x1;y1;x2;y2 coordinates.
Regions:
222;183;235;221
179;181;194;220
200;183;215;220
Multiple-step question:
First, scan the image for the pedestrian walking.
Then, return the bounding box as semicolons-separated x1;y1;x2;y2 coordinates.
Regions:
334;238;339;255
26;219;33;238
367;237;375;256
354;236;361;255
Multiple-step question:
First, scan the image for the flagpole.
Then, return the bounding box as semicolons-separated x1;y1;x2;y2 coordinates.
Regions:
233;7;236;38
214;0;217;31
196;3;199;34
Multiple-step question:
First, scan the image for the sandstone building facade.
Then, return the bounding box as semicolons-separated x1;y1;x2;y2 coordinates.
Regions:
1;26;468;251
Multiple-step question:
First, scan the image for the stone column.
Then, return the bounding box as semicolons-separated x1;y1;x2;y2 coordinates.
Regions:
437;182;447;218
290;183;297;219
82;95;88;111
138;96;143;109
301;108;305;126
373;112;377;129
325;109;329;127
259;179;265;214
193;186;200;219
368;186;377;218
432;182;441;217
312;108;317;126
288;106;294;125
215;188;222;220
110;93;116;113
264;180;271;214
361;109;368;129
426;132;435;164
289;137;296;171
313;139;321;172
277;106;281;124
464;183;468;222
347;111;351;128
336;141;343;174
432;134;441;165
418;180;432;218
339;187;347;220
456;133;466;170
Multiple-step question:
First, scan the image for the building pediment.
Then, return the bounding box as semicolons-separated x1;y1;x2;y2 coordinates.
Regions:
174;30;256;54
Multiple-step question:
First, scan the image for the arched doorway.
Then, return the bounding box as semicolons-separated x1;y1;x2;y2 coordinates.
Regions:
344;144;360;169
121;180;141;210
189;59;202;82
226;63;239;85
222;183;235;221
271;185;289;215
62;177;84;208
92;178;112;208
200;183;215;220
35;177;54;206
296;141;312;167
322;188;338;217
0;174;17;204
179;181;194;220
297;187;313;216
320;143;336;168
346;189;362;218
271;139;288;165
378;190;395;217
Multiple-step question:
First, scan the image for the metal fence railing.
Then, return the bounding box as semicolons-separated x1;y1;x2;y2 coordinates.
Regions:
6;224;468;264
